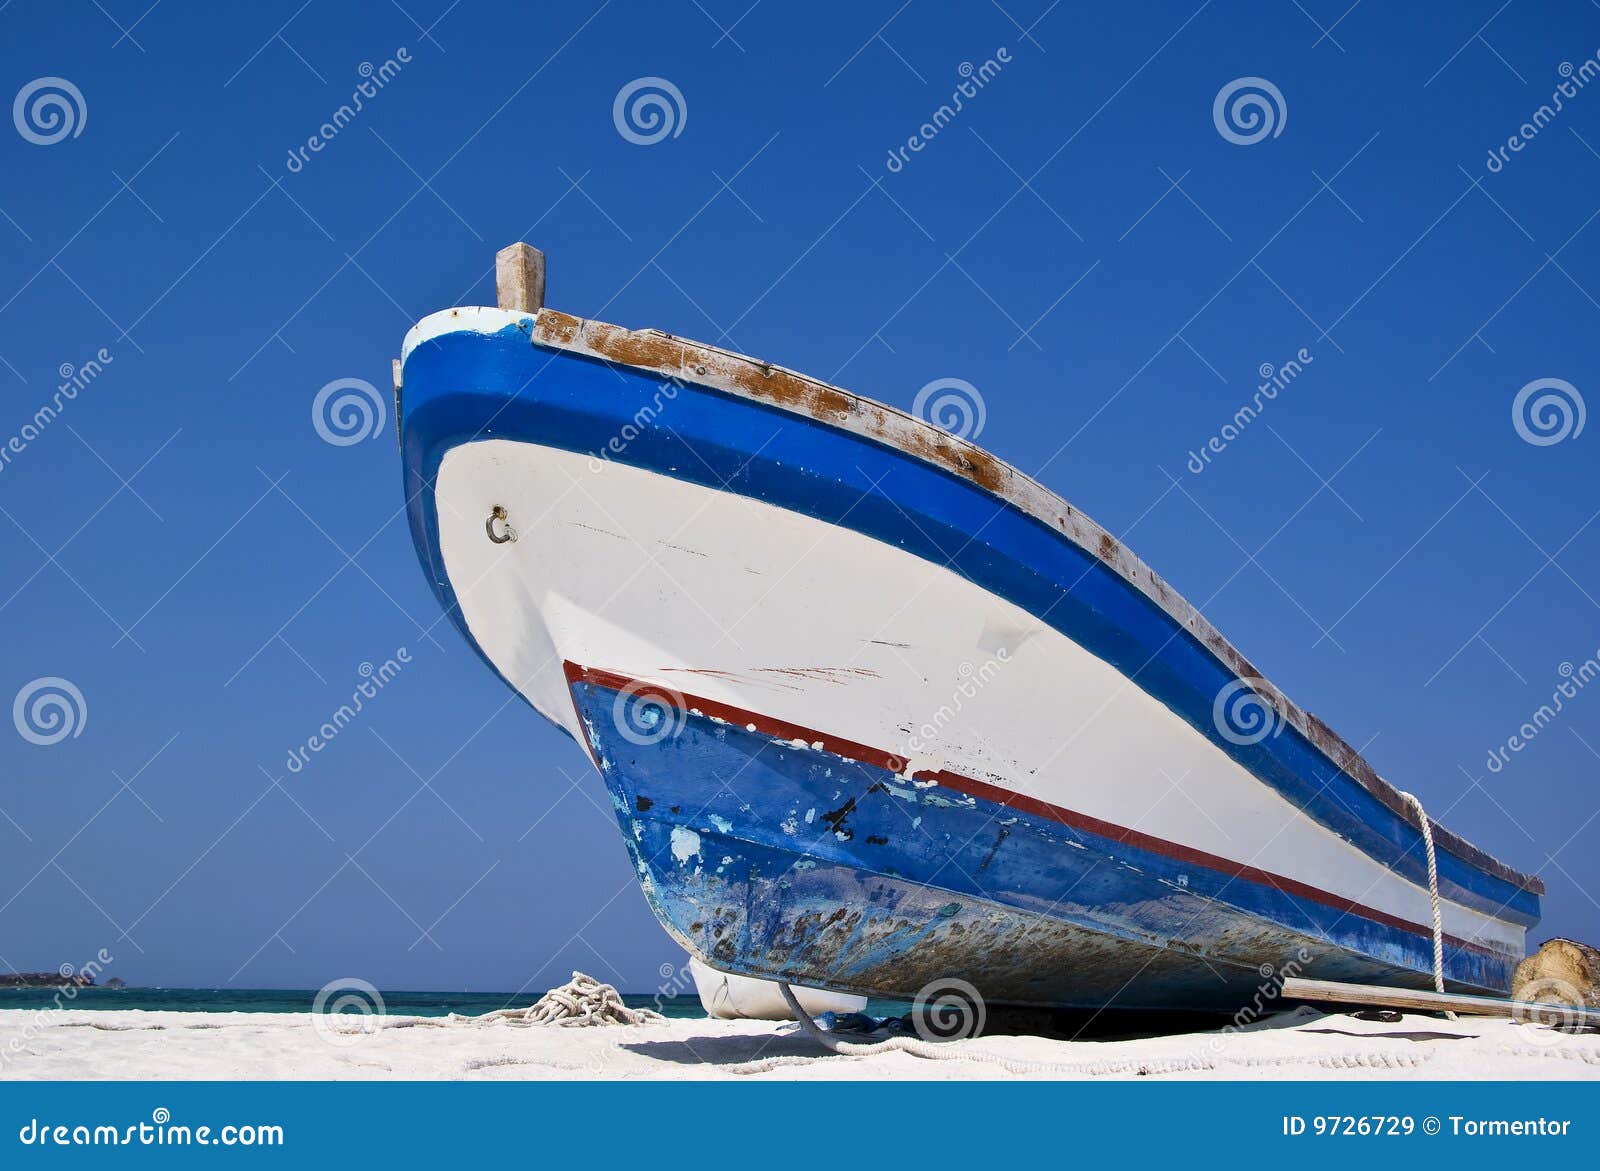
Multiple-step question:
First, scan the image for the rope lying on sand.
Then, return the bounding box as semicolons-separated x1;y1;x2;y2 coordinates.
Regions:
441;972;664;1028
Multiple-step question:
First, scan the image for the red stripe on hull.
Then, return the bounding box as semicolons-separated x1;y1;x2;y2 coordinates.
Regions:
563;661;1512;964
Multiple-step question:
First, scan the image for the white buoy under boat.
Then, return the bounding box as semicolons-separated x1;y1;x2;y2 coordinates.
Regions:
689;957;866;1021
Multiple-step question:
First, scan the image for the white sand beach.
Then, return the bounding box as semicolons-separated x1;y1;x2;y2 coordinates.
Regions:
3;1006;1598;1080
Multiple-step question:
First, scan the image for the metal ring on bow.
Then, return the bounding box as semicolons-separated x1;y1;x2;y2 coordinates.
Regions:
485;505;516;544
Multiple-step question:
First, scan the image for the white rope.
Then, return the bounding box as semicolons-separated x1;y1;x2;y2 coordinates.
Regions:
439;971;664;1028
1398;790;1457;1021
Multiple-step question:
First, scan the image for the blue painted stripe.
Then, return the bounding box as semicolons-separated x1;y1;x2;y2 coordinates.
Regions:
568;676;1517;998
399;323;1539;927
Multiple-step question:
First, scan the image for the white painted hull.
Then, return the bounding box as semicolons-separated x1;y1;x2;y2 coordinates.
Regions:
434;439;1520;960
688;957;866;1021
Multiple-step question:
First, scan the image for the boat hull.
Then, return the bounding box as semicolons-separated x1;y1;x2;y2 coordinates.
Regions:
398;307;1539;1010
567;665;1515;1007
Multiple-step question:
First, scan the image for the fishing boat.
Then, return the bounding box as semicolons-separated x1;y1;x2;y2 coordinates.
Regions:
396;243;1541;1012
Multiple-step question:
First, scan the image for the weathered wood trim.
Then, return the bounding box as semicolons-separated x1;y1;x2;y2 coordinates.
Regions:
488;306;1539;895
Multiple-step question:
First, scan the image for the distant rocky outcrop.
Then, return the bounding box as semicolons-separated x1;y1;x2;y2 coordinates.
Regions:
0;972;96;989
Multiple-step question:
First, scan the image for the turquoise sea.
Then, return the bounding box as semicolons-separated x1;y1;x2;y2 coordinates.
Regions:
0;987;711;1018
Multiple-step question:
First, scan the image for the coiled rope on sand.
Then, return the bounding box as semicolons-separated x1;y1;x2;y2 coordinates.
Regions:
444;971;664;1028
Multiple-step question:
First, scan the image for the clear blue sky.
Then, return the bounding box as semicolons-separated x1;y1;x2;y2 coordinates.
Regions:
1;1;1598;995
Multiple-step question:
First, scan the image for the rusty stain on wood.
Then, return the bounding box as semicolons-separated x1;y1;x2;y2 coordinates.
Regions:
524;305;1539;895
